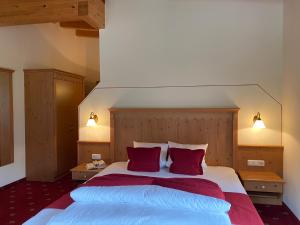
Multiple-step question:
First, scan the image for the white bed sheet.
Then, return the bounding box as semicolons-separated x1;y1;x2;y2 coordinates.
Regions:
96;162;246;194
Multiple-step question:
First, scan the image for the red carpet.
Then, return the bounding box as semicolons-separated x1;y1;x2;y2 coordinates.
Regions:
255;204;300;225
0;175;79;225
0;175;299;225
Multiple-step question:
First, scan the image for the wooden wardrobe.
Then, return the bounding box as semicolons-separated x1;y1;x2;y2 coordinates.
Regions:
25;69;84;182
0;68;14;167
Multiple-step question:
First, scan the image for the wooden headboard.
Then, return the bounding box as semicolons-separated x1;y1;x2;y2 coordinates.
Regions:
110;108;239;168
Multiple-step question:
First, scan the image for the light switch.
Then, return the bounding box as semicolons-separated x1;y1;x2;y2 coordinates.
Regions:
247;160;265;167
92;154;101;160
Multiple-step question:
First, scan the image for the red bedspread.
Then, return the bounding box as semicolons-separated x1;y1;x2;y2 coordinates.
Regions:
47;174;263;225
225;192;263;225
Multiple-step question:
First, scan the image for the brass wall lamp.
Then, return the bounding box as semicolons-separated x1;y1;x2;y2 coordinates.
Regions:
86;112;98;127
253;112;266;129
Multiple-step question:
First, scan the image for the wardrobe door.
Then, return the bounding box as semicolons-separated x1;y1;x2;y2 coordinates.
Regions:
0;69;14;166
24;70;56;181
54;74;84;177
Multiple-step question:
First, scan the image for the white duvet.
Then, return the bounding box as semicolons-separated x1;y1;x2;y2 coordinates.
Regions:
24;163;246;225
46;185;232;225
46;202;231;225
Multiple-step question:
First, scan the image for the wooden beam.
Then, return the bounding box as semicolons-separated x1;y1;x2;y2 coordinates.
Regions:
0;0;79;26
76;29;99;38
0;0;105;29
60;21;94;30
81;0;105;29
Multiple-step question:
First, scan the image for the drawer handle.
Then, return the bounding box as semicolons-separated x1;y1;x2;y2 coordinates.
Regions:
84;175;87;178
261;185;266;189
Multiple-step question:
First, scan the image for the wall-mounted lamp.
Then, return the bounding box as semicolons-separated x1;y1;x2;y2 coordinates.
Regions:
86;112;98;127
253;112;266;129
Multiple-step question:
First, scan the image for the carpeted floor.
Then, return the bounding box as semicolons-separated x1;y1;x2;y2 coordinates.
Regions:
0;175;299;225
0;175;79;225
255;203;300;225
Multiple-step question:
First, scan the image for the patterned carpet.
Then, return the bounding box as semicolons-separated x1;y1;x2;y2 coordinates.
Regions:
0;175;79;225
255;204;300;225
0;175;299;225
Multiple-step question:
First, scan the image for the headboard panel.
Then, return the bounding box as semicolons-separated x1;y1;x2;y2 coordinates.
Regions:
110;108;239;168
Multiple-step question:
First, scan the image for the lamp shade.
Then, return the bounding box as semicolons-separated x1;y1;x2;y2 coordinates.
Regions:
87;118;97;127
253;112;266;129
253;119;266;129
86;112;98;127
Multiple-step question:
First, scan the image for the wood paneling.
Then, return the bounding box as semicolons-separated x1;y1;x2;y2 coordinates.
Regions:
25;69;84;182
77;141;111;164
0;68;14;166
0;0;105;29
236;146;284;177
110;108;239;168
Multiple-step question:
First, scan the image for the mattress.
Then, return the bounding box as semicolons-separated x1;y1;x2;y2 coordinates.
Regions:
24;162;262;225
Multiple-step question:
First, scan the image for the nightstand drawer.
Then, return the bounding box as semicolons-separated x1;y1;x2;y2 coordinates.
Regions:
244;181;283;193
248;192;282;205
72;171;97;181
71;164;108;181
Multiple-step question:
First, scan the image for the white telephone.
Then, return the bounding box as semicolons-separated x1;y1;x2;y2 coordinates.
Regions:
86;154;106;170
86;160;106;170
93;159;106;168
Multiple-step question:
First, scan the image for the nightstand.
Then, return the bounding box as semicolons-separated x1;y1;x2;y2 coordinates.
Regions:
238;170;284;205
71;164;106;181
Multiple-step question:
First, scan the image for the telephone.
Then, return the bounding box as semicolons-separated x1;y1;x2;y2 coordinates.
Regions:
86;160;106;170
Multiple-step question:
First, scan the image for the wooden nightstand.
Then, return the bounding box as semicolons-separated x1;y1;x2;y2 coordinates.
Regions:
71;164;106;181
238;171;284;205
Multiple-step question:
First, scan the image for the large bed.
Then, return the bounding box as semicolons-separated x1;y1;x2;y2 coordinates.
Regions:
23;108;264;225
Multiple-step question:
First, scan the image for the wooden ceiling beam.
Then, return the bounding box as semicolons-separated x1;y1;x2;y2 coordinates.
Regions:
76;29;99;38
60;21;94;30
0;0;105;29
80;0;105;29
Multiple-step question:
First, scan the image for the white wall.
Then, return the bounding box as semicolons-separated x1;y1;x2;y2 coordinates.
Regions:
283;0;300;219
79;0;283;148
0;23;99;187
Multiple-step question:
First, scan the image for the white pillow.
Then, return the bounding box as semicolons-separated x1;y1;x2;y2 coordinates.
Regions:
166;141;208;168
133;141;169;168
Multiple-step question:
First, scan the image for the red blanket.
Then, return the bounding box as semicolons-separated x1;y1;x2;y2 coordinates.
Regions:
48;174;264;225
82;174;226;200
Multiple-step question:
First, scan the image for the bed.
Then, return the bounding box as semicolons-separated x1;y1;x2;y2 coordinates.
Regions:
23;108;264;225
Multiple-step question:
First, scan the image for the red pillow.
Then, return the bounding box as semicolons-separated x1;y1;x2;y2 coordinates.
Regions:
169;148;205;175
127;147;161;172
